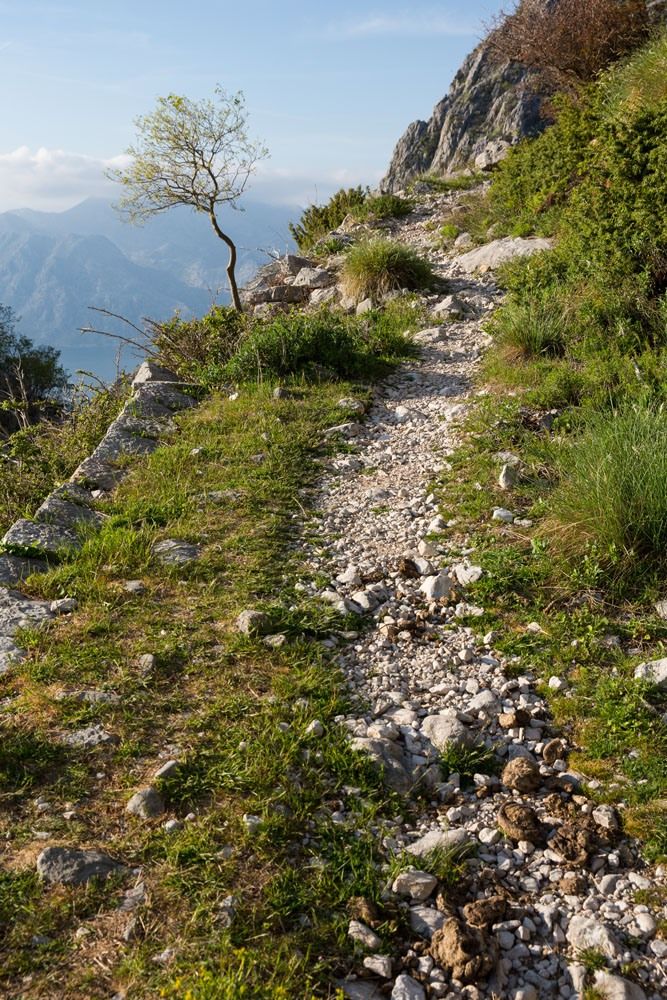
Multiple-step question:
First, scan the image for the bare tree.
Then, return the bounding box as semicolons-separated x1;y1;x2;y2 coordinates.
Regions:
109;87;268;311
488;0;650;92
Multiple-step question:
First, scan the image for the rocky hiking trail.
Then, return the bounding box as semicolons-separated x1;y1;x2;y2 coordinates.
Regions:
298;199;667;1000
0;189;666;1000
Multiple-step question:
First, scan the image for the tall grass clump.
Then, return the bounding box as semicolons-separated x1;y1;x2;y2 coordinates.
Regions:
341;238;436;302
490;294;567;360
545;404;667;585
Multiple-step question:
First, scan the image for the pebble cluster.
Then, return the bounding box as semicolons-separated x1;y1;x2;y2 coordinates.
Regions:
299;199;667;1000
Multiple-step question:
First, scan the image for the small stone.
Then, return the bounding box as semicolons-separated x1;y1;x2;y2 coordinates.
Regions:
363;954;392;978
501;757;541;792
498;464;517;489
236;609;271;635
37;847;123;885
420;572;455;601
138;653;156;673
305;720;324;738
548;675;567;691
592;971;647;1000
634;656;667;689
152;947;176;966
163;819;182;833
492;508;514;523
125;787;165;819
391;974;425;1000
243;813;262;833
392;869;438;902
153;759;179;780
348;919;382;950
62;725;118;749
566;913;621;959
152;539;201;566
124;580;146;594
592;804;620;831
406;829;470;857
421;712;477;750
264;633;287;650
50;597;78;614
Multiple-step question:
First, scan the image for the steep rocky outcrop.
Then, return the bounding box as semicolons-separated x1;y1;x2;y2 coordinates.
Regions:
381;42;546;192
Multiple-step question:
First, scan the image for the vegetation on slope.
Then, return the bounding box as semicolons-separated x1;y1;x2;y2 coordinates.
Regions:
433;26;667;856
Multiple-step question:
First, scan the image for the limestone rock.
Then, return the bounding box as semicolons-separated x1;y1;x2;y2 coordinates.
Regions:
126;787;165;819
592;972;646;1000
421;712;477;750
456;237;553;275
406;828;470;858
236;609;271;635
0;554;48;586
381;44;546;191
634;656;667;689
430;917;495;983
2;518;82;555
152;539;201;566
37;846;123;885
350;737;412;793
566;913;622;960
420;572;455;601
348;919;381;950
132;361;182;386
391;974;425;1000
392;869;438;902
292;266;334;288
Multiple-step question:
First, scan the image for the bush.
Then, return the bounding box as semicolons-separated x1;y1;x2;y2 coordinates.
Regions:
489;0;650;91
341;238;436;302
223;304;418;384
149;306;246;380
545;404;667;584
289;187;369;252
352;194;413;222
0;304;68;435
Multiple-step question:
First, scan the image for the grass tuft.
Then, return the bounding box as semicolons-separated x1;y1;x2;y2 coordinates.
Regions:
544;404;667;585
341;238;437;303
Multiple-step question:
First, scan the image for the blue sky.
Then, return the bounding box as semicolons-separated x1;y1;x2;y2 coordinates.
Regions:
0;0;504;212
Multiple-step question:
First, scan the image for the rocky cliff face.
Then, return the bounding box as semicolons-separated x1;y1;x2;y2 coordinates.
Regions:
381;43;546;192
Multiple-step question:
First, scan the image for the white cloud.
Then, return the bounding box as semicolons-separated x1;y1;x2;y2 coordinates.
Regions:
0;146;129;212
0;147;382;214
324;10;476;40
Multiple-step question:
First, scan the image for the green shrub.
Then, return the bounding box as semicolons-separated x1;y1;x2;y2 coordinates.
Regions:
440;223;460;240
341;238;436;302
289;186;369;252
352;194;413;222
545;404;667;585
603;31;667;119
412;172;482;193
149;306;246;380
0;378;130;536
223;304;418;384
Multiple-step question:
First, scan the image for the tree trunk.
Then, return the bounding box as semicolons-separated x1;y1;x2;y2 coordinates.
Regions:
208;211;243;312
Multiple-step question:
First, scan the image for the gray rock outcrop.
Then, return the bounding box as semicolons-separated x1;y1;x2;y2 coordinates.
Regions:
381;43;546;192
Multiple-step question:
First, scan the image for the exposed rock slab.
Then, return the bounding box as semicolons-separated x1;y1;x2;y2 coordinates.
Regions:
455;237;553;274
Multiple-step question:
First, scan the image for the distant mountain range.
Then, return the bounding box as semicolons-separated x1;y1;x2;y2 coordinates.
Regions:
0;197;298;380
